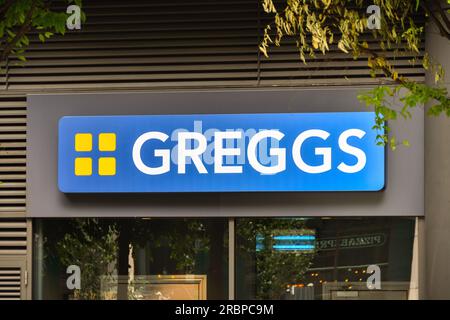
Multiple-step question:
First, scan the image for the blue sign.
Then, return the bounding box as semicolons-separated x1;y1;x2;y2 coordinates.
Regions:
58;112;385;193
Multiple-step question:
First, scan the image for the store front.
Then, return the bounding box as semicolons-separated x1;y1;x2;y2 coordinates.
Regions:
25;89;423;300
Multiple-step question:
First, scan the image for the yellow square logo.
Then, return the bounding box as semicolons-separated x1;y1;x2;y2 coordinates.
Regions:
99;133;116;151
75;133;92;152
74;132;117;177
98;157;116;176
75;157;92;176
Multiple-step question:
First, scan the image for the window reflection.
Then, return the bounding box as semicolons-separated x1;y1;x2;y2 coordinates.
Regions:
236;217;415;300
33;217;415;300
33;218;228;300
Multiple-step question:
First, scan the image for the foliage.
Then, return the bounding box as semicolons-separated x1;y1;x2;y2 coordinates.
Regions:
237;218;315;299
56;219;117;300
260;0;450;148
54;218;211;299
0;0;83;63
166;220;210;273
131;218;211;274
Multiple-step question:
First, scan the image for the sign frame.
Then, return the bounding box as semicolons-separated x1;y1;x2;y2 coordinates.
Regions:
26;88;424;217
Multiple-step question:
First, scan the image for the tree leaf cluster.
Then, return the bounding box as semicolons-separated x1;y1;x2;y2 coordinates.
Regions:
260;0;450;148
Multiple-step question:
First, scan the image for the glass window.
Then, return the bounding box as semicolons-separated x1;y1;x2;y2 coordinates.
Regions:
33;217;415;300
33;218;228;300
235;217;415;300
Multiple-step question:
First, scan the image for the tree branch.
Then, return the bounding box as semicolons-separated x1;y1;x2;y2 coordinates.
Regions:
0;0;14;18
357;44;409;87
0;2;36;62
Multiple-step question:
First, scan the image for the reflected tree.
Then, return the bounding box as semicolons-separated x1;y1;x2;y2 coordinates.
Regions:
56;218;217;299
56;219;117;299
237;218;316;299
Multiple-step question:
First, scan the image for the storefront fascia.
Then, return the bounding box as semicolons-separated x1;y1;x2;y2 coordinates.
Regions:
26;87;424;300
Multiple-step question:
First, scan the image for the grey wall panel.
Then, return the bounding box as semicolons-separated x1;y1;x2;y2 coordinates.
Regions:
424;18;450;299
27;88;424;217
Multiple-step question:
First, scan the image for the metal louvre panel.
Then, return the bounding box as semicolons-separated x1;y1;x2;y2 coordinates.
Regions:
0;218;28;300
257;0;425;84
0;267;22;300
0;61;6;91
258;5;426;86
0;97;26;216
258;43;426;86
5;0;260;91
2;0;425;93
0;218;27;255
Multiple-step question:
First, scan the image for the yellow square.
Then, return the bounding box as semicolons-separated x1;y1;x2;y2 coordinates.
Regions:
99;133;116;151
75;157;92;176
75;133;92;152
98;157;116;176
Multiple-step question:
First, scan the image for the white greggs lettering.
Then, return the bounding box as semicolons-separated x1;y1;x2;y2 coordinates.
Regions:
132;128;367;175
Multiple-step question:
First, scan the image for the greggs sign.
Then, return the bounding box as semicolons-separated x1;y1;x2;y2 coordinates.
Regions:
58;112;385;193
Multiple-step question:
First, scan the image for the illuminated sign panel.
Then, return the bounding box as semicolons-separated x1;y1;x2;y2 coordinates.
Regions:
58;112;384;193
